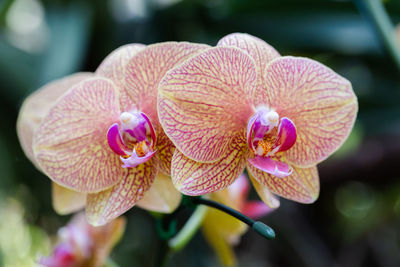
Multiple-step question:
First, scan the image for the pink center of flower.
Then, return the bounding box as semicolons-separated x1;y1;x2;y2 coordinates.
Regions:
107;111;157;168
246;107;297;178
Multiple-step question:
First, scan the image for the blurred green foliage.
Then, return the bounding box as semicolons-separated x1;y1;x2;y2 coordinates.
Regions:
0;0;400;266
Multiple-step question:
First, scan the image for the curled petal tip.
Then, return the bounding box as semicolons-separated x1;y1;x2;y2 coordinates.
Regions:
249;156;292;178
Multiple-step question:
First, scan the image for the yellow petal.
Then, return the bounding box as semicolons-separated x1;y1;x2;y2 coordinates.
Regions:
202;206;247;266
52;182;86;215
136;172;181;213
16;72;94;169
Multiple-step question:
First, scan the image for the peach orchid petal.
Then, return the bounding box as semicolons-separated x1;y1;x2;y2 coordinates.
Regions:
86;159;157;226
17;72;94;168
247;160;319;203
155;131;175;176
249;175;280;208
124;42;210;122
52;183;86;215
171;134;247;195
217;33;280;106
264;56;358;167
158;47;256;162
33;77;123;193
95;43;145;109
136;172;181;213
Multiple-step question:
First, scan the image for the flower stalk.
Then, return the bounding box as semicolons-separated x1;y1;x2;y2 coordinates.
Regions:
168;205;208;251
192;197;275;240
165;195;275;253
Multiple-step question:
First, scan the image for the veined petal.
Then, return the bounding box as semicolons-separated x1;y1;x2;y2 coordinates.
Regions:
52;183;86;215
17;73;94;169
171;134;248;196
217;33;280;70
249;175;280;208
136;172;181;213
264;56;358;167
86;159;157;226
217;33;281;107
33;77;123;193
248;156;292;178
96;43;145;109
158;46;256;162
123;42;210;122
247;160;319;203
155;131;175;176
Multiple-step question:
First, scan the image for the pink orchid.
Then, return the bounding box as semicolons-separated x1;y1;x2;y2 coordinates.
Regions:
39;213;125;267
202;174;273;266
158;33;358;204
17;42;209;225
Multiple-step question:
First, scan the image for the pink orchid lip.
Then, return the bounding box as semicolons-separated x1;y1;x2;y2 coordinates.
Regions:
247;108;296;178
248;156;293;178
247;108;296;156
107;111;157;168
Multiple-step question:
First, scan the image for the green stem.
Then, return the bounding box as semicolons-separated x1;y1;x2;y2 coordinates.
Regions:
168;205;208;251
354;0;400;72
192;197;275;240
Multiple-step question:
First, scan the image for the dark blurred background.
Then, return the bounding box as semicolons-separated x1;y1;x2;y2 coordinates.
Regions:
0;0;400;266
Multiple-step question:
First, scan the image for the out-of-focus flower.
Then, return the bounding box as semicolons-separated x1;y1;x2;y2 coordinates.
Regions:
39;213;125;267
158;33;358;205
0;197;50;267
202;174;273;266
17;42;209;225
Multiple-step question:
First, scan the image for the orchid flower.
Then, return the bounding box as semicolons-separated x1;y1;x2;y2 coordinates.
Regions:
17;42;209;225
158;33;358;204
39;213;125;267
202;174;273;266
